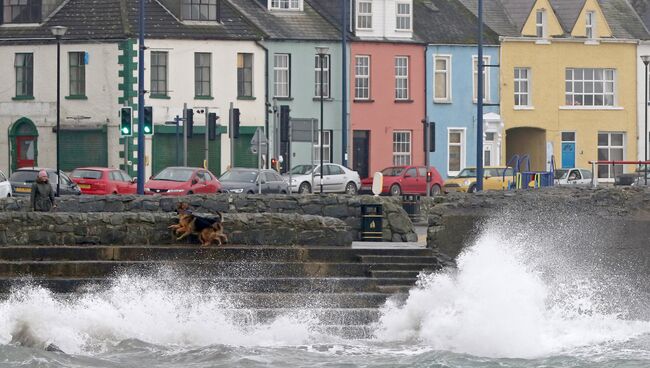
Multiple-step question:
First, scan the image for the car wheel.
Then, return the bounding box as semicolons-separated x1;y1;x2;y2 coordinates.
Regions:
390;184;401;196
187;191;194;195
298;182;311;194
430;184;441;196
280;190;287;194
247;190;255;194
345;182;358;195
468;184;478;193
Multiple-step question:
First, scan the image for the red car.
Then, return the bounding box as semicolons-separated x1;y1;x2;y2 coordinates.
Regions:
360;166;444;196
145;166;221;196
70;167;137;195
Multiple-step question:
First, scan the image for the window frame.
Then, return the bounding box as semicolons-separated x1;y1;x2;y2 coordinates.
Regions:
68;52;86;98
536;10;546;38
433;55;451;103
514;67;531;107
396;1;412;31
270;0;300;10
356;0;373;30
2;0;41;24
597;132;625;180
392;130;412;166
472;55;490;103
586;11;595;39
565;68;616;107
355;55;370;100
237;53;254;98
448;128;466;176
150;51;169;98
273;53;291;98
313;130;332;164
395;56;409;100
181;0;219;21
194;52;212;98
314;54;331;98
14;52;33;98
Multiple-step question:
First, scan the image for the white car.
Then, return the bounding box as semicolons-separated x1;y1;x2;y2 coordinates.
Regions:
555;168;593;186
285;164;361;194
0;170;12;198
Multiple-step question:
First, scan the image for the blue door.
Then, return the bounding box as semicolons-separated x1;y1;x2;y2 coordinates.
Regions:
562;142;575;168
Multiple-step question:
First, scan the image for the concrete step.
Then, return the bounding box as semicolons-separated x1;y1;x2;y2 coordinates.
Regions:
359;255;442;265
367;263;438;272
224;308;381;326
376;285;416;294
0;246;436;262
369;270;426;279
315;325;375;339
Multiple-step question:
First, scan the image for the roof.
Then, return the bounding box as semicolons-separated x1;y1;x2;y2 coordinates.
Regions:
600;0;650;39
413;0;500;45
305;0;348;33
231;0;340;41
549;0;586;33
457;0;520;36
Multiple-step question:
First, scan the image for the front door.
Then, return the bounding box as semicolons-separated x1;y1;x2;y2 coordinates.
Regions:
353;130;369;179
561;132;576;169
16;136;36;168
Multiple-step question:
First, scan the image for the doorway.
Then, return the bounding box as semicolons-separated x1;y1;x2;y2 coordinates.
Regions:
9;118;39;172
353;130;369;179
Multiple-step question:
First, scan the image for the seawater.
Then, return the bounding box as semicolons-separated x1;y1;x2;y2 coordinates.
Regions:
1;219;649;367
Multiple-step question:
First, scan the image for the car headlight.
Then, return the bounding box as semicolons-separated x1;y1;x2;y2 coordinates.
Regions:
167;189;185;193
291;179;297;184
230;188;244;193
463;180;471;186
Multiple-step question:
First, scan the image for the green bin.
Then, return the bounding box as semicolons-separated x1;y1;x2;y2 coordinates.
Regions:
360;204;383;241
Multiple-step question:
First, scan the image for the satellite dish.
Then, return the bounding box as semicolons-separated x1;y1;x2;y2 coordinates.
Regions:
372;172;383;196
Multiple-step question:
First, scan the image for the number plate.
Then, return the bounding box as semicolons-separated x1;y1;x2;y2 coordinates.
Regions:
15;187;31;193
79;184;91;189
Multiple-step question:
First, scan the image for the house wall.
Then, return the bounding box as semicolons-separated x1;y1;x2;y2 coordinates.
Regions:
354;0;413;40
637;42;650;161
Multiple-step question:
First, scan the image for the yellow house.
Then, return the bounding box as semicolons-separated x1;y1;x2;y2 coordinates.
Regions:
462;0;649;180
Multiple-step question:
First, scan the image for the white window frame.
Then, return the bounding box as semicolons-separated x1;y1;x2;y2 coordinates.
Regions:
514;67;531;107
355;55;370;100
356;0;372;30
273;53;290;98
270;0;300;10
597;132;625;180
586;11;595;39
565;68;616;107
313;130;332;164
314;54;330;98
536;10;546;38
448;128;466;176
472;55;490;103
395;56;409;100
393;131;412;166
396;1;412;31
433;55;451;103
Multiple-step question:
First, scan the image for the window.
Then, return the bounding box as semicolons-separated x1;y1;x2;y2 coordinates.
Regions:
271;0;299;10
536;10;545;38
434;56;450;102
355;55;370;100
314;54;330;98
393;131;411;166
151;51;168;97
357;0;372;29
514;67;530;106
326;164;344;176
237;53;253;98
448;129;465;175
395;56;409;100
194;53;212;98
14;53;33;98
68;52;86;97
2;0;41;23
473;56;489;102
597;132;624;179
565;68;615;106
313;130;332;163
181;0;218;21
396;2;411;30
586;11;595;39
273;54;290;98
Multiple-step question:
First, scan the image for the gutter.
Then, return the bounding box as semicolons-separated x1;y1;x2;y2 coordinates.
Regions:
499;36;639;44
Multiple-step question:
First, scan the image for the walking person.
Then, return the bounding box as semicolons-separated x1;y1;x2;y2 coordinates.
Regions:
30;170;55;212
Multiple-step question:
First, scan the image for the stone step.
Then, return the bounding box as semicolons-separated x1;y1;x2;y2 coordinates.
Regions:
359;255;441;265
315;325;375;339
366;263;438;272
0;277;418;293
0;246;435;263
224;308;381;326
376;285;416;294
370;270;426;279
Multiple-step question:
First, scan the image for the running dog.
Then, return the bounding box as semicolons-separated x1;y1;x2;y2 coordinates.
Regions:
169;202;228;246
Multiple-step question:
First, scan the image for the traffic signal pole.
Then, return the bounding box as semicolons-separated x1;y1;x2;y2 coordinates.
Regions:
204;106;209;170
229;102;234;170
183;102;188;166
136;0;145;194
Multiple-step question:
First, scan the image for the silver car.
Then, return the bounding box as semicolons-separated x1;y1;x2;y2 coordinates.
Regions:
285;164;361;194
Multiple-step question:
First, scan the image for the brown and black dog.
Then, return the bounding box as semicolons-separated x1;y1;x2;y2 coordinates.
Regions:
169;202;228;246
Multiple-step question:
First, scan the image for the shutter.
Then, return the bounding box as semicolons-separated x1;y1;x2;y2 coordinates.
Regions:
234;133;259;168
59;129;108;171
153;133;221;176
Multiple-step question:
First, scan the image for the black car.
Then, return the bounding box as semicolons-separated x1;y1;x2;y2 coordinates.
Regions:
219;168;289;194
9;167;81;196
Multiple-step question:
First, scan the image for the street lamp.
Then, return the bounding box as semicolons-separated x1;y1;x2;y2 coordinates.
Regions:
316;45;329;194
50;25;67;197
642;55;650;185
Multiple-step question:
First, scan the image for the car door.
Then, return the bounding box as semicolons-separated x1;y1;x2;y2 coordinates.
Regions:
578;169;592;185
197;171;214;193
273;172;289;193
567;169;581;185
59;173;78;195
120;170;137;194
325;165;346;192
483;169;500;190
417;167;428;194
0;171;9;197
109;171;122;193
402;167;418;193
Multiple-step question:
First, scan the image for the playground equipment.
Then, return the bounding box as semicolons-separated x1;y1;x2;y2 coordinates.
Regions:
505;154;556;190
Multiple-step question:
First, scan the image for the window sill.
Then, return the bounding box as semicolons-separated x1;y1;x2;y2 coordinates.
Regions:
312;97;334;102
150;94;171;100
559;106;623;110
354;99;375;103
535;39;551;45
433;99;452;104
472;100;491;104
237;96;256;100
395;99;414;103
181;20;223;26
273;97;294;101
584;40;599;46
12;96;34;101
65;95;88;100
513;106;534;110
194;96;214;100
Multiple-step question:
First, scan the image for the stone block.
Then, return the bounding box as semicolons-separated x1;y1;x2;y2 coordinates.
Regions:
323;205;348;218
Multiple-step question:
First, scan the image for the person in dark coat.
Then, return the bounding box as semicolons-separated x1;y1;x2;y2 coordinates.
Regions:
30;170;55;212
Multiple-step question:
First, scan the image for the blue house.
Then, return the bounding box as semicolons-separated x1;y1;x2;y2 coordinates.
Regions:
414;0;502;179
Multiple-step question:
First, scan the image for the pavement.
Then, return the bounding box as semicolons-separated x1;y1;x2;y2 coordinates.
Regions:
351;225;428;249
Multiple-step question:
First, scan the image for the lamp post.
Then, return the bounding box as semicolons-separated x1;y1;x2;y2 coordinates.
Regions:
50;26;67;197
642;55;650;185
316;45;329;194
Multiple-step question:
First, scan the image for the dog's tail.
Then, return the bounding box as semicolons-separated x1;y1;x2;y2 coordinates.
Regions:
214;211;223;224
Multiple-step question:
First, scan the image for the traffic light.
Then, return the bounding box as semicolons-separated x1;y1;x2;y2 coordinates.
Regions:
271;158;278;171
120;107;132;137
426;171;432;183
423;121;435;152
280;105;290;142
208;112;218;141
143;106;153;135
232;108;240;139
185;108;194;138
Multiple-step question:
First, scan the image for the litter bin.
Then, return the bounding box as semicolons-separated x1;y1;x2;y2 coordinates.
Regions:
401;194;421;219
360;204;383;241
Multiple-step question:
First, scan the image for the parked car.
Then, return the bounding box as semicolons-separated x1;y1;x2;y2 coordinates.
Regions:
70;167;137;195
9;167;81;196
555;168;592;186
285;164;361;194
360;165;444;196
443;167;514;193
144;167;221;196
0;170;12;198
219;168;289;194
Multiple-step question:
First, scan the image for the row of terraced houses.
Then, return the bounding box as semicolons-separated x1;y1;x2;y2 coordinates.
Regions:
2;0;650;182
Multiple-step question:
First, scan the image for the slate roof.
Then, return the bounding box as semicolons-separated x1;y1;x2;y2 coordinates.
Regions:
457;0;519;36
601;0;650;39
413;0;500;45
549;0;585;33
231;0;341;41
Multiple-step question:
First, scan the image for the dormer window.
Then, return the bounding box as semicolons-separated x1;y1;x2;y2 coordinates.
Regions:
2;0;42;24
181;0;220;21
586;11;595;39
536;10;546;38
357;0;372;30
396;2;411;31
270;0;299;10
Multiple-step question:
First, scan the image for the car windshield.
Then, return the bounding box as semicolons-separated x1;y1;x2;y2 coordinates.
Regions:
381;167;405;177
220;170;258;183
456;168;477;178
153;168;194;182
290;165;315;175
9;171;38;183
71;169;103;179
555;169;568;180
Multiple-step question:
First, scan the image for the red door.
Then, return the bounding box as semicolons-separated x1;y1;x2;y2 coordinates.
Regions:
16;136;36;168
